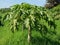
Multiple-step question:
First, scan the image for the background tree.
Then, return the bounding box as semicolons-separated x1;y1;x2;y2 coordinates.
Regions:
45;0;60;8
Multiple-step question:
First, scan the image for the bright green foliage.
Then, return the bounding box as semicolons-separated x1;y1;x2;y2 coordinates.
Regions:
50;5;60;20
9;3;55;34
0;3;60;45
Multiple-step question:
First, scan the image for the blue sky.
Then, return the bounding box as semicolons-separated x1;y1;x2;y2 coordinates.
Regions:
0;0;46;8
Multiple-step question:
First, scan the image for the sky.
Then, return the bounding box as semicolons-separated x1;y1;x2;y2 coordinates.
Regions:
0;0;46;8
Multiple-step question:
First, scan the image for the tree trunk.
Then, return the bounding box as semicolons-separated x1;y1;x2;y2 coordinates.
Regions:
22;24;24;32
28;26;31;45
13;19;17;32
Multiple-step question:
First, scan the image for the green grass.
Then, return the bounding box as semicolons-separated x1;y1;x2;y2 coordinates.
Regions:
0;20;60;45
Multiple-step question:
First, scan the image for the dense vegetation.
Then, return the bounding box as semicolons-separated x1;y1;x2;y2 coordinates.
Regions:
0;3;60;45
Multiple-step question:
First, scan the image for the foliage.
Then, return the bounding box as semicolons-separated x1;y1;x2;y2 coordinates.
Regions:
0;3;60;45
9;3;55;34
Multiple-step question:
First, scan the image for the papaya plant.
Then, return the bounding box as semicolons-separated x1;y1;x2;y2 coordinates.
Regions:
9;3;56;45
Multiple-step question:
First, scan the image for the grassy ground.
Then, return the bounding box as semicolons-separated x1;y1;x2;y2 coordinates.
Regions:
0;20;60;45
